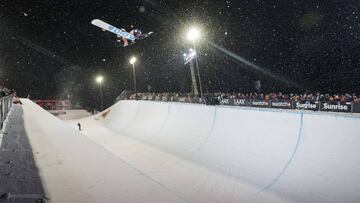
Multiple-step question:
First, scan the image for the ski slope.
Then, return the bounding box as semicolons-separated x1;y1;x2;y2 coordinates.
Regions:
66;100;360;203
9;99;360;202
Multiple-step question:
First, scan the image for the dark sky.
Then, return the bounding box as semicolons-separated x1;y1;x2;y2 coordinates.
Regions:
1;0;359;108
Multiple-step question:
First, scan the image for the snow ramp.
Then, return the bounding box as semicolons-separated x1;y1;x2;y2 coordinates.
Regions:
5;99;190;203
69;100;360;203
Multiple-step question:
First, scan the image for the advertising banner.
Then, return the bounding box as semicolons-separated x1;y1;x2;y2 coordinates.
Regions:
219;98;232;105
233;99;251;106
294;101;320;111
270;100;293;109
131;95;359;114
219;98;251;106
251;100;270;108
320;102;352;113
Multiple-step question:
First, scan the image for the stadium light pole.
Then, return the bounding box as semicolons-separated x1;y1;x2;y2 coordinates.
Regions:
187;27;203;98
184;49;199;96
95;75;104;111
129;56;137;98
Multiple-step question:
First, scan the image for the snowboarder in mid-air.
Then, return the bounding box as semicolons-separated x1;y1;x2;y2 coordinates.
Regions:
116;28;152;47
91;19;153;47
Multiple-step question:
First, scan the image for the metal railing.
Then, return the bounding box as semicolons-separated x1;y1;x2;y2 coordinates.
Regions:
0;95;14;130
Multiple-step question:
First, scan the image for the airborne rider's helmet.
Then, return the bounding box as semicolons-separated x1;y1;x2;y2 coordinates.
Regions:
133;29;142;38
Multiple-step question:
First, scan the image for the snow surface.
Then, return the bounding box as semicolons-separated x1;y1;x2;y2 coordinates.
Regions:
17;99;189;203
11;98;360;202
50;109;92;120
64;100;360;203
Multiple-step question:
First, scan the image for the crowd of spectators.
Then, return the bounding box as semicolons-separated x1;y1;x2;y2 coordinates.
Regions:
131;92;360;103
0;86;11;98
130;92;189;100
214;92;360;103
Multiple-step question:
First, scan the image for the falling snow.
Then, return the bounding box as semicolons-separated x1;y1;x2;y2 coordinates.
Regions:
0;0;359;108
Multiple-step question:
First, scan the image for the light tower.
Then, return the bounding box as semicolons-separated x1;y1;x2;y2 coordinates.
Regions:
184;49;199;96
129;56;137;98
187;27;203;98
95;75;104;111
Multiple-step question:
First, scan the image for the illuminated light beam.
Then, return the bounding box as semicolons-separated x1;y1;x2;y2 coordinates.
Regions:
206;41;301;89
2;30;72;66
20;39;71;66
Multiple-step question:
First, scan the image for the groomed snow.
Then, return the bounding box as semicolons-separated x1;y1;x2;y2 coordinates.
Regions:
17;99;190;203
10;98;360;202
64;100;360;203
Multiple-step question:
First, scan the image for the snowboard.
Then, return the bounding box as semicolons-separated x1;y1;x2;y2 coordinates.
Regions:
91;19;136;41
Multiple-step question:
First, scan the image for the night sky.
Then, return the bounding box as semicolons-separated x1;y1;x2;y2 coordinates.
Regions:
1;0;359;109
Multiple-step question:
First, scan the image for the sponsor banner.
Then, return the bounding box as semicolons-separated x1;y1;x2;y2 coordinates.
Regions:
219;98;251;106
219;98;232;105
172;97;201;103
233;99;251;106
353;102;360;113
294;101;319;111
271;100;292;109
320;102;352;112
134;96;359;113
251;100;270;108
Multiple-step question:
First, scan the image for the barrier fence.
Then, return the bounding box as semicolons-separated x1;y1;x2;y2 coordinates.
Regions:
0;95;13;130
131;95;360;113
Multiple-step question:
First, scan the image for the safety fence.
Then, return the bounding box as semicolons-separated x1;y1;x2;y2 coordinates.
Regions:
0;95;13;130
130;95;360;114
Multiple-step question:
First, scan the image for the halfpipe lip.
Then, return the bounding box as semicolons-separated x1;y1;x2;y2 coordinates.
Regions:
121;99;360;119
